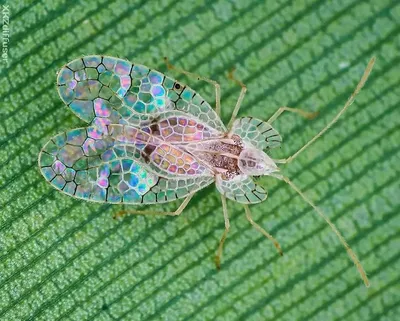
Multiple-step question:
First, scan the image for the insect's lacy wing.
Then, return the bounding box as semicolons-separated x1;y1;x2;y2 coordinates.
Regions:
57;55;226;131
38;127;213;204
141;113;224;144
230;117;282;150
215;175;267;204
107;124;214;178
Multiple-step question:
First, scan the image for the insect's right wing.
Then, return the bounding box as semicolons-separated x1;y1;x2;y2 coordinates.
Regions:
230;117;282;150
38;126;214;204
215;175;267;204
57;55;225;131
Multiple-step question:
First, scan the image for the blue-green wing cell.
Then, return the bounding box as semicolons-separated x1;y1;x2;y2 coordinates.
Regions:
57;55;225;131
38;126;214;204
215;175;267;204
230;117;282;150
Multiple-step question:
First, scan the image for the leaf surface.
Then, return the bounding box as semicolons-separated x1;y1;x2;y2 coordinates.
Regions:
0;0;399;320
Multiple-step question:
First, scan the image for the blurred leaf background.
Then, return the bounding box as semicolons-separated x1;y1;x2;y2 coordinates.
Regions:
0;0;399;320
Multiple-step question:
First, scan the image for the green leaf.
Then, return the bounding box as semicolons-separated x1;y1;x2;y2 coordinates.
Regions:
1;0;399;320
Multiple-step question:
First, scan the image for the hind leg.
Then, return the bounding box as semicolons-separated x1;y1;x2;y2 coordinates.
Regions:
215;194;230;269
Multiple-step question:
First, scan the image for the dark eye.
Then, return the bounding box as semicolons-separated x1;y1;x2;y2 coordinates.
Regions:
174;83;181;89
248;160;256;167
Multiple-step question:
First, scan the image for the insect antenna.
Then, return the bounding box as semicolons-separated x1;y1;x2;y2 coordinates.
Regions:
275;174;370;287
274;57;376;165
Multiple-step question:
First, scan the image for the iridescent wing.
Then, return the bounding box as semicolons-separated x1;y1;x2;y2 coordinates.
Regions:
141;112;223;143
57;55;226;131
38;126;214;204
215;175;267;204
230;117;282;150
107;124;214;178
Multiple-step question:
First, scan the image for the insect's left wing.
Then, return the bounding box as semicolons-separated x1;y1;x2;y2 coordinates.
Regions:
230;117;282;150
38;127;213;204
216;175;267;204
57;55;226;131
107;124;215;179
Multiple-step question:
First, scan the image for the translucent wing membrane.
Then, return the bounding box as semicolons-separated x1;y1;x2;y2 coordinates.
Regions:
141;113;222;143
216;175;267;204
107;124;214;178
57;55;225;131
38;127;213;204
230;117;282;150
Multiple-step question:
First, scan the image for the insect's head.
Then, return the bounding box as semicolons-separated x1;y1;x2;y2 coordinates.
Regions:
238;144;279;177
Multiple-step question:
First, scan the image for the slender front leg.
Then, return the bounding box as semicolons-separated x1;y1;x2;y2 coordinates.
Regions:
227;68;247;130
243;205;283;256
268;107;318;164
164;57;221;116
114;194;193;219
273;57;375;165
267;106;318;124
215;194;230;270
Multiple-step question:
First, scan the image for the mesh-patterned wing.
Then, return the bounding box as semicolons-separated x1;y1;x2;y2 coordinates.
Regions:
57;55;225;131
107;124;214;179
215;175;267;204
141;112;223;143
38;127;213;204
230;117;282;150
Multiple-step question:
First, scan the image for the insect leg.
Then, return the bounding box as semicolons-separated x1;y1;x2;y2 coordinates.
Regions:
113;194;193;219
164;57;221;116
275;174;370;287
273;57;375;165
243;205;283;256
215;194;230;270
227;69;247;130
267;106;318;124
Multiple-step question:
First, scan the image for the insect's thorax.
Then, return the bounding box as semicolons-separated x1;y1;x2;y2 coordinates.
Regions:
184;135;244;180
